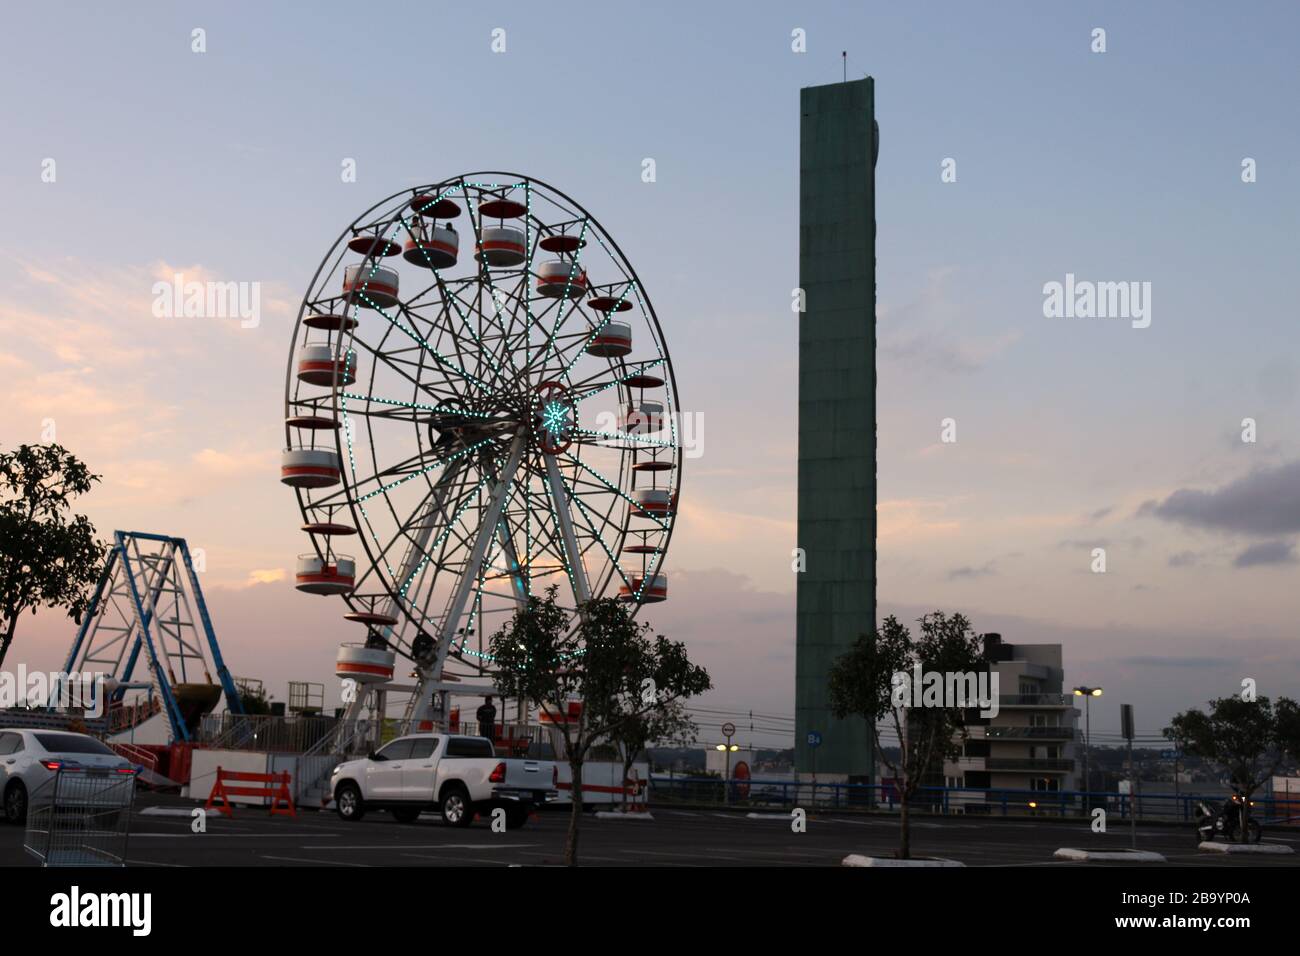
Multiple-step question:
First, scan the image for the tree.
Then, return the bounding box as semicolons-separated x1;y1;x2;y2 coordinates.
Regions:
828;611;984;859
0;444;105;670
489;586;710;864
607;697;697;813
1165;695;1300;839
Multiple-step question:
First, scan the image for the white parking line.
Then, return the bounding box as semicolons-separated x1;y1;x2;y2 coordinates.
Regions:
262;854;369;867
299;843;537;850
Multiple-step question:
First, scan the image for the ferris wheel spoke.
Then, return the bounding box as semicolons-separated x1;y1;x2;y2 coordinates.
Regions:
356;459;469;603
360;291;495;399
515;217;591;376
461;183;534;380
427;276;514;393
348;331;477;409
349;436;499;504
558;471;636;596
565;453;668;532
567;357;666;398
407;433;525;718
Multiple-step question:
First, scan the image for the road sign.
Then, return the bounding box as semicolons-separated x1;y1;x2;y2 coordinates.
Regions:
721;722;736;738
807;731;822;747
1160;750;1178;760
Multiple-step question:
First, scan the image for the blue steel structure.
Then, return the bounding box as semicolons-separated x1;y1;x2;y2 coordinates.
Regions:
62;531;243;741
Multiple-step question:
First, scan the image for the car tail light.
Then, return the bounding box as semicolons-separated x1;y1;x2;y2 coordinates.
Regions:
40;760;62;771
488;762;507;783
116;767;137;775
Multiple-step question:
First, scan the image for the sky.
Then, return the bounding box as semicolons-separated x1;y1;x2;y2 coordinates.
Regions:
2;1;1298;746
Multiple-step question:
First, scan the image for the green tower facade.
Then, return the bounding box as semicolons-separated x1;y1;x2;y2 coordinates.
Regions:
794;77;877;779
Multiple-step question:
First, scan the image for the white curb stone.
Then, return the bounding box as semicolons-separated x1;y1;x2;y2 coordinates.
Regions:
842;854;965;867
1053;847;1167;862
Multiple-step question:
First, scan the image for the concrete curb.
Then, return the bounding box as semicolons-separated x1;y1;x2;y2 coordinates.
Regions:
1054;847;1167;862
843;854;965;867
594;811;654;820
1198;841;1294;855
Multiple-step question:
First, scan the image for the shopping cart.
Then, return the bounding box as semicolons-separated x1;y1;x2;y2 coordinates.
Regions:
23;766;138;867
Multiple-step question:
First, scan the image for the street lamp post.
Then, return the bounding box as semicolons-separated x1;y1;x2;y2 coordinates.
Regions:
715;742;739;803
1072;686;1103;809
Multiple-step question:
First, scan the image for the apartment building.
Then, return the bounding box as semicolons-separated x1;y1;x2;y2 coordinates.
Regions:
940;633;1080;811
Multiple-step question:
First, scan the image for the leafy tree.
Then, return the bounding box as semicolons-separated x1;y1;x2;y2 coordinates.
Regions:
0;444;105;669
607;696;697;812
828;611;984;859
239;685;275;715
1165;695;1300;838
490;586;710;864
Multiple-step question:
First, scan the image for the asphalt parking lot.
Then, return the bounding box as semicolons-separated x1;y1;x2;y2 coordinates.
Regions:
4;795;1300;867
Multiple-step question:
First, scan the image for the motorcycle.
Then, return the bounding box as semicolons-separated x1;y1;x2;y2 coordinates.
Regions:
1194;790;1261;845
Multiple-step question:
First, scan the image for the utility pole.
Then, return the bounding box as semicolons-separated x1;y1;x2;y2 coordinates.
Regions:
1122;703;1136;849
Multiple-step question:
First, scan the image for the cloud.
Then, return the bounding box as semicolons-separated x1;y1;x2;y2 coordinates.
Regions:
1232;540;1296;568
1167;550;1198;568
877;267;1020;373
1139;460;1300;535
878;498;963;539
1116;656;1237;669
244;568;287;586
947;560;997;580
879;330;1021;374
1057;538;1108;550
193;447;277;477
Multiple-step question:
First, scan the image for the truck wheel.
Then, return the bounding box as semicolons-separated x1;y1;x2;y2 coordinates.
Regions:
505;804;530;830
440;785;474;828
335;782;365;822
3;781;27;826
392;807;422;824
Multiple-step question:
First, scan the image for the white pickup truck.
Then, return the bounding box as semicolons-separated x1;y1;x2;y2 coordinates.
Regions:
330;733;557;829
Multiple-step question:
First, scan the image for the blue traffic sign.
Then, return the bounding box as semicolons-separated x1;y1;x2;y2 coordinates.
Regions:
807;731;822;747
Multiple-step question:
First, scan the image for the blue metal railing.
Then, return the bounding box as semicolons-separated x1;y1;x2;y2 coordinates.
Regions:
647;775;1299;825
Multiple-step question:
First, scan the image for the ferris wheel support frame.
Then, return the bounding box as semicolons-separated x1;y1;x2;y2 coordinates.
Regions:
337;459;466;726
544;453;592;607
410;433;526;723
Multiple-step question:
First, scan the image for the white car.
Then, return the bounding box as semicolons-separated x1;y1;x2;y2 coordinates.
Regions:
0;729;135;825
330;733;557;829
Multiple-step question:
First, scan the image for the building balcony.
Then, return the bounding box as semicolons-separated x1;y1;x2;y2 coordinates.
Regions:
986;758;1075;773
997;694;1074;707
983;726;1076;741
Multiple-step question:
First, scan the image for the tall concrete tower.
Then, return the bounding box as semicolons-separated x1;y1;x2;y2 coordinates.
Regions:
794;77;877;780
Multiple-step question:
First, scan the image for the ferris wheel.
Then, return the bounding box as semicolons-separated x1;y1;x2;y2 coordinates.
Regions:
280;173;681;724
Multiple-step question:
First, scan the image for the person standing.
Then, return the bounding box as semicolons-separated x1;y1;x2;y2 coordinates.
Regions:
476;695;497;747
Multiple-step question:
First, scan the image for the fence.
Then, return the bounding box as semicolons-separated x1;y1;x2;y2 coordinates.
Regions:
196;713;339;753
647;776;1298;825
24;767;137;867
